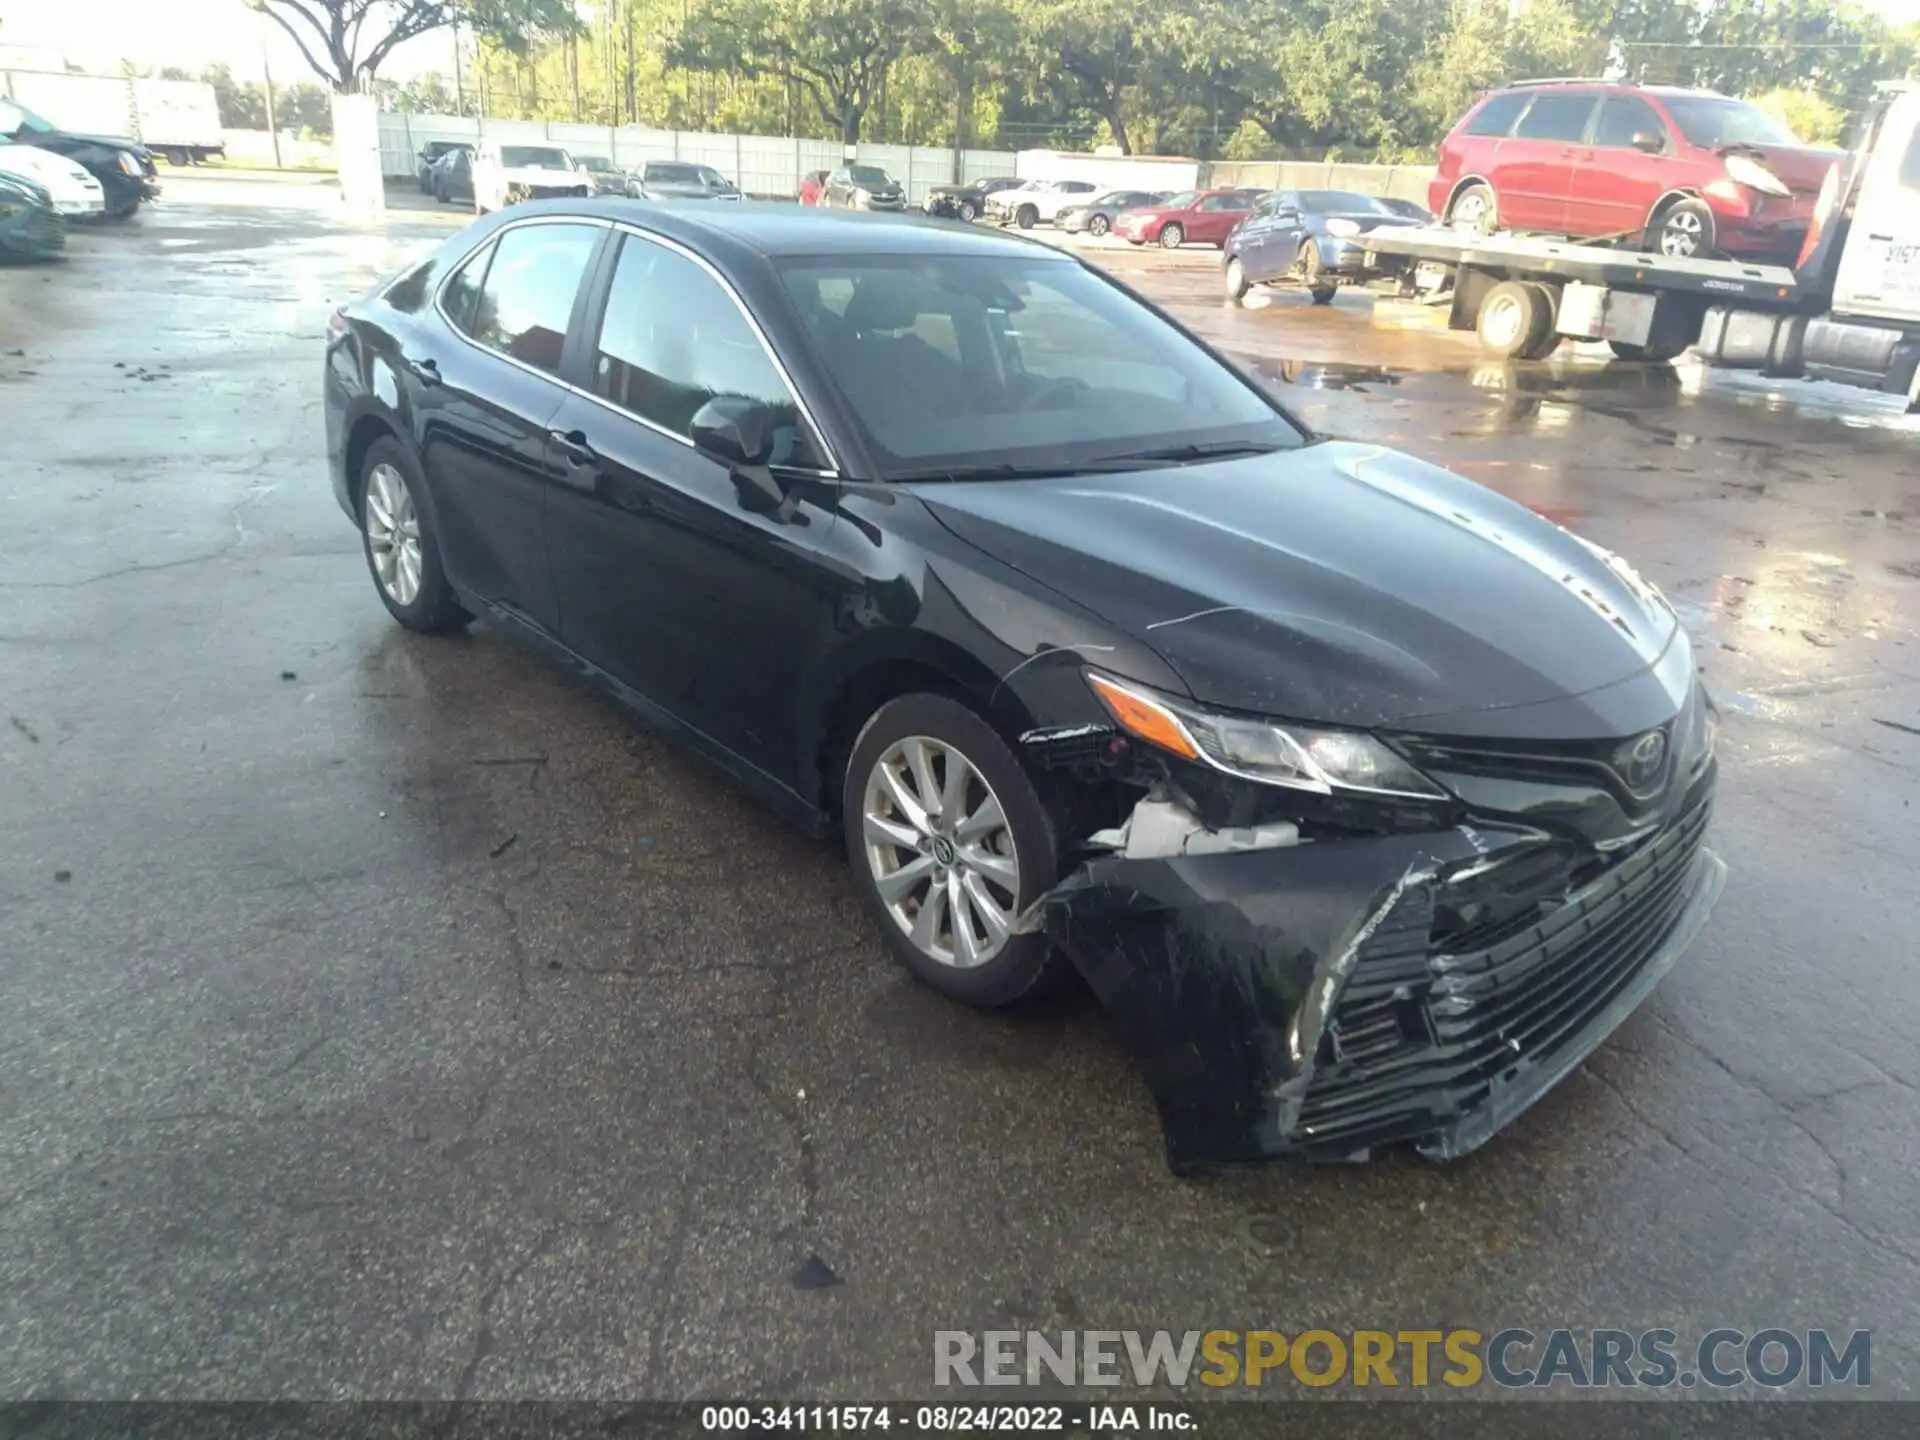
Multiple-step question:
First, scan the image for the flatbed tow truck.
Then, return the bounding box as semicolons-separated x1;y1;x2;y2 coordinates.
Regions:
1353;83;1920;407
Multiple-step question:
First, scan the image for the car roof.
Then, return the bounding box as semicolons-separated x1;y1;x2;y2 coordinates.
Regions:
493;197;1078;261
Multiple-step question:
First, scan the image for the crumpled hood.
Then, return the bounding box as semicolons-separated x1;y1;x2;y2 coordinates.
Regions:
910;441;1681;730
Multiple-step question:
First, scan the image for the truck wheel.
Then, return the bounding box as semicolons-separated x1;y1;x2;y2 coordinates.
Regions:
1517;283;1563;359
1476;280;1552;359
1448;182;1497;234
1608;337;1688;363
163;148;189;167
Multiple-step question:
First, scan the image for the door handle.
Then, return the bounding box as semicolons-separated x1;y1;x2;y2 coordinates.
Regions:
549;427;597;468
405;356;440;386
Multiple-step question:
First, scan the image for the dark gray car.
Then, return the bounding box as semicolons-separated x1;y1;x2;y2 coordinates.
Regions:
632;161;741;201
576;154;630;197
823;164;905;211
1056;189;1169;237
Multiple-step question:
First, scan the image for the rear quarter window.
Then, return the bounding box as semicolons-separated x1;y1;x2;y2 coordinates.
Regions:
1464;92;1529;138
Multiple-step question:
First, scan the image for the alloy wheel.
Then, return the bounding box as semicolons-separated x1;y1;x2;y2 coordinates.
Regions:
1660;209;1703;257
861;735;1021;969
363;462;423;607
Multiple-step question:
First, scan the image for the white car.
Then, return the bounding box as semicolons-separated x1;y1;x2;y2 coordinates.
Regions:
985;179;1101;229
0;137;104;217
471;142;589;214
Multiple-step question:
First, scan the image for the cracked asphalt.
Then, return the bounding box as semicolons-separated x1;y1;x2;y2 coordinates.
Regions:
3;172;1919;1403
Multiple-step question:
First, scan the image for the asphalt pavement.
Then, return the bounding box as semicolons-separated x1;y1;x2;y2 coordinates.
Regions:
2;172;1918;1404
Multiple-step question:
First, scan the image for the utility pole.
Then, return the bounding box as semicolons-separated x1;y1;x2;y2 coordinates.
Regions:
453;21;466;116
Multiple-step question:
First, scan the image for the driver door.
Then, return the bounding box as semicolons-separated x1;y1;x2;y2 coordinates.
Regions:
541;229;845;782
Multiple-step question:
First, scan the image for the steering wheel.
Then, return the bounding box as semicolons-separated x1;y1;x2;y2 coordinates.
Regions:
1012;375;1087;412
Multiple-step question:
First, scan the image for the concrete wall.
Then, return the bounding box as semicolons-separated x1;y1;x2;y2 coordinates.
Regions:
378;111;1018;203
1204;159;1438;206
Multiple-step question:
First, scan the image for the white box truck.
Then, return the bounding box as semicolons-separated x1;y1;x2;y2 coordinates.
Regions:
0;70;224;164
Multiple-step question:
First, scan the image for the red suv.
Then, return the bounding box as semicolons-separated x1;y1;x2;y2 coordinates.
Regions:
1429;81;1841;261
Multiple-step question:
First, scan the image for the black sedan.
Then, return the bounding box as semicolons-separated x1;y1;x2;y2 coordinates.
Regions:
428;147;474;206
0;171;63;259
323;201;1724;1172
417;140;472;193
1056;189;1168;237
922;176;1022;222
0;96;157;220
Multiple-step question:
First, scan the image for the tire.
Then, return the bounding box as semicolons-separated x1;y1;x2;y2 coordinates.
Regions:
1224;255;1250;303
1516;283;1563;359
103;182;140;222
1647;198;1715;259
1608;336;1689;363
1159;222;1185;249
1089;213;1110;237
356;438;470;635
1016;204;1038;230
959;199;978;222
1448;182;1496;235
1476;279;1552;360
1297;241;1336;303
842;693;1068;1008
164;148;189;168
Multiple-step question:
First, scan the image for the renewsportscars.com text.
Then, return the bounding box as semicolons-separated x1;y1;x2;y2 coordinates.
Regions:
934;1328;1871;1390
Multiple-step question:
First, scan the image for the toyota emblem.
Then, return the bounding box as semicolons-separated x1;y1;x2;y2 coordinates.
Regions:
1615;728;1670;797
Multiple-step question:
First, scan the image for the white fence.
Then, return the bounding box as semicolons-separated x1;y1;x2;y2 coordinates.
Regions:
379;112;1017;202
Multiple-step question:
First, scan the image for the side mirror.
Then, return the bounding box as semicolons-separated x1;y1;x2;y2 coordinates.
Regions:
691;396;787;513
1631;131;1665;154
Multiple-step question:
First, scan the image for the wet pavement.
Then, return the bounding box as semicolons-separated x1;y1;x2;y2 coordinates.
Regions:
3;174;1919;1402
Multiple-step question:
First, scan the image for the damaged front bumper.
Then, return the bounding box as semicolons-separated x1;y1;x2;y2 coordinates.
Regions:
1034;777;1724;1172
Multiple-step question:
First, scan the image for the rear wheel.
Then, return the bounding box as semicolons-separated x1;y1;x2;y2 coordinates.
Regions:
1224;256;1250;303
1448;182;1496;234
1088;213;1111;237
843;694;1068;1007
1476;280;1553;360
1159;222;1185;249
357;439;470;634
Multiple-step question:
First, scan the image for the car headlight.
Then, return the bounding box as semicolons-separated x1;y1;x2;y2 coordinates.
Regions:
117;151;141;175
1324;218;1361;237
1723;153;1790;198
1087;672;1446;799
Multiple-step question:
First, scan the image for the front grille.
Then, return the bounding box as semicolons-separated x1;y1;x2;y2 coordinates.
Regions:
1295;779;1712;1154
1393;726;1680;813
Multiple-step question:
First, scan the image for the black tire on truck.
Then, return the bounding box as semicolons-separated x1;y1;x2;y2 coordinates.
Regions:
1475;280;1553;360
1609;294;1701;363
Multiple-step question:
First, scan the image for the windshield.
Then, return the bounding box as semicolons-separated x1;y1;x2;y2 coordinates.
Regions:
777;255;1301;479
580;155;617;172
1659;97;1799;148
1297;189;1388;214
848;165;894;186
647;163;702;182
501;146;573;169
0;99;53;135
1157;191;1196;210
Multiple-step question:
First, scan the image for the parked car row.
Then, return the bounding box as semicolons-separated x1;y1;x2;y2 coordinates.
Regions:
418;142;742;213
0;94;162;256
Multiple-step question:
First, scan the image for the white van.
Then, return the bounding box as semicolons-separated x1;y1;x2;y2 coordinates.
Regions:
471;141;588;214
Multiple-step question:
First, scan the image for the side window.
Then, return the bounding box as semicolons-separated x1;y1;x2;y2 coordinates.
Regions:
1595;96;1666;150
441;241;494;335
1199;194;1248;212
1066;181;1097;194
1514;94;1599;143
591;233;807;452
1465;92;1529;137
464;223;598;375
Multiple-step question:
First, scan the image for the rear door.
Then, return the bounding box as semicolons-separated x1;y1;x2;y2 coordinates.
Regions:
1834;90;1920;325
420;219;606;633
1572;93;1675;239
1236;192;1301;280
1499;90;1599;231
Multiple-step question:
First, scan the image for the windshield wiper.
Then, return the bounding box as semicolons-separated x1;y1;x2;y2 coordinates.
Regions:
1091;439;1284;465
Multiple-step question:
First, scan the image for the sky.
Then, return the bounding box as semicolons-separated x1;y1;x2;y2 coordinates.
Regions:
4;0;1920;90
0;0;461;85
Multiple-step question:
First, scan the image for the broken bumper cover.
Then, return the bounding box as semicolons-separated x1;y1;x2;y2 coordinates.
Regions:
1038;782;1723;1171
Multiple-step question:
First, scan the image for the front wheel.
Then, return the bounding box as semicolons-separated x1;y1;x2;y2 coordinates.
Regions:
1648;198;1715;259
1448;182;1497;234
1159;223;1185;249
1088;213;1111;237
958;199;978;222
843;694;1068;1007
357;439;470;634
1016;204;1038;230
